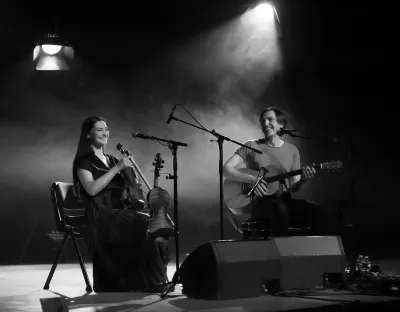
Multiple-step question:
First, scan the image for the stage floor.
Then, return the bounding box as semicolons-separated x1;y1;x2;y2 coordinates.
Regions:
1;259;400;312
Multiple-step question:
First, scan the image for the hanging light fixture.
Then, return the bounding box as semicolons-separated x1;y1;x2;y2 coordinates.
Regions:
33;33;74;70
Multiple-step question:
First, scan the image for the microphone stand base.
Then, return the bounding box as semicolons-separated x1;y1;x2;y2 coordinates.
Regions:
159;272;180;299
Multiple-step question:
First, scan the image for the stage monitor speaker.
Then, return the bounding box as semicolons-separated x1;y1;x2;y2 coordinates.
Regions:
179;236;346;300
179;240;281;300
273;236;346;290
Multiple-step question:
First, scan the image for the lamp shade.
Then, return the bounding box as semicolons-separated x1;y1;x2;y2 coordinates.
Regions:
33;33;74;70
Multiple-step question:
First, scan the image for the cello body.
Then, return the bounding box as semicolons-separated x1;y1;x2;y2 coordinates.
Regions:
147;153;175;238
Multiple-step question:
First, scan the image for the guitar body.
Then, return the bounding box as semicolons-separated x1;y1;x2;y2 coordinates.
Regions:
223;166;284;217
223;160;343;219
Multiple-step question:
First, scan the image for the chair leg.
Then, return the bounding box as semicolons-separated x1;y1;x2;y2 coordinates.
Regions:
43;232;70;290
70;230;92;292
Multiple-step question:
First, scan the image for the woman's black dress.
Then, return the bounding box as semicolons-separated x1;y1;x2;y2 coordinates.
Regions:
75;153;168;292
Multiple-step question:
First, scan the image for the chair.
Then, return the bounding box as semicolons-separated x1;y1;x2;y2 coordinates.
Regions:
43;182;92;292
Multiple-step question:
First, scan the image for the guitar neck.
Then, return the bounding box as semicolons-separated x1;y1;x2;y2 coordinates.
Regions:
263;164;322;183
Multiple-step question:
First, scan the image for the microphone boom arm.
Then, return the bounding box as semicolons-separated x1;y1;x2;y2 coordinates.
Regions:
133;132;188;147
168;117;262;154
279;129;312;139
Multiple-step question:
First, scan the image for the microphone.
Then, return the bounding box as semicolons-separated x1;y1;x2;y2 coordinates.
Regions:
277;128;299;136
132;132;153;140
166;105;177;124
132;132;189;147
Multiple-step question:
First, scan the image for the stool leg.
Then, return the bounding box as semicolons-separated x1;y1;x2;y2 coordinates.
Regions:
70;229;92;292
43;233;70;290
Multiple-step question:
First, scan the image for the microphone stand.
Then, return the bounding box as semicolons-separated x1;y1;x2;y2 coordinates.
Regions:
159;141;185;299
168;115;262;241
159;112;262;300
131;134;188;298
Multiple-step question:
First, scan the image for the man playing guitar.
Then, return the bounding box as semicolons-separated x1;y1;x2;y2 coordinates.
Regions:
223;106;320;237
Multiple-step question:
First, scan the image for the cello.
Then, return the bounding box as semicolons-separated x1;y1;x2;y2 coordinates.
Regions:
116;144;174;238
147;153;175;239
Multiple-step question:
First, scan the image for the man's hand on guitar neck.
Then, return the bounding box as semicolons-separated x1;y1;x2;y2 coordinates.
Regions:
301;165;316;181
290;165;316;193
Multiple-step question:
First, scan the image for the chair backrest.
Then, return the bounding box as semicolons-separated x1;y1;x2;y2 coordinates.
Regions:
50;182;86;232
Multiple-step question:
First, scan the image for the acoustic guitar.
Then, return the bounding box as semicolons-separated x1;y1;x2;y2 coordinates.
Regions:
223;160;343;217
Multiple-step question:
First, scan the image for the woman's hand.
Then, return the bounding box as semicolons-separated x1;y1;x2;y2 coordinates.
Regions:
117;156;135;171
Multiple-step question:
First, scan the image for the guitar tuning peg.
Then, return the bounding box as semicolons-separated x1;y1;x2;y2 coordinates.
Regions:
161;160;165;163
152;162;155;166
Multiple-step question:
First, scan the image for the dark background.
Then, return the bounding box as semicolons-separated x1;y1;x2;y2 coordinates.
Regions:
0;0;397;265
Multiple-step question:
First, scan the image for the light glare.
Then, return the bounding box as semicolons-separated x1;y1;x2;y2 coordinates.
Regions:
41;44;62;55
254;3;275;19
36;55;70;70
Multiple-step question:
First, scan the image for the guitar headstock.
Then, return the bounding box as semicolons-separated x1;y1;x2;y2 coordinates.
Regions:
152;153;165;178
320;160;343;172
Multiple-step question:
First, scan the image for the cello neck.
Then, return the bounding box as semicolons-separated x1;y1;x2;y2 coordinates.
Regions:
152;153;163;189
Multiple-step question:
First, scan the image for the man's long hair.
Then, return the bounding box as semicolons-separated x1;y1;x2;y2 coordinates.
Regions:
72;116;106;199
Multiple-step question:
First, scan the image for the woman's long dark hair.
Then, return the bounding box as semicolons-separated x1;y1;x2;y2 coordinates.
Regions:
72;116;107;198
